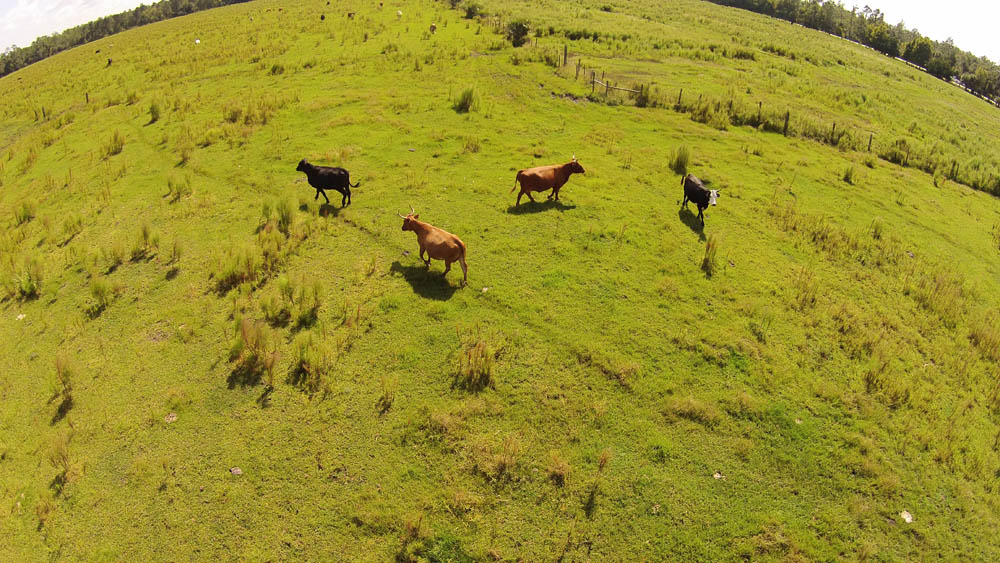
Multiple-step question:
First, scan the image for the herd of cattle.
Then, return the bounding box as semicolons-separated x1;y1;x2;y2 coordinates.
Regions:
296;157;721;287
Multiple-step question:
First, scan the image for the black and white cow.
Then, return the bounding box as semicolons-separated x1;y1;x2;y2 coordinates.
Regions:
681;173;720;226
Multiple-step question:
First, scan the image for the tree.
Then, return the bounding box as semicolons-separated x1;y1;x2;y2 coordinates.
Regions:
902;37;932;67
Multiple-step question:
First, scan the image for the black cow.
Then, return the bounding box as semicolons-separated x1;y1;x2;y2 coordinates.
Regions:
681;174;720;226
295;159;359;206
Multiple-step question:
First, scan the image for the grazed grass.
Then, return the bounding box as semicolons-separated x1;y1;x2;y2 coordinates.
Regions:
1;0;1000;560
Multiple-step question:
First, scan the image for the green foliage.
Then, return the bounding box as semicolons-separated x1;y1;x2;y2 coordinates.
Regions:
903;37;933;67
701;235;718;277
228;317;279;387
148;100;161;124
506;19;530;47
289;331;331;396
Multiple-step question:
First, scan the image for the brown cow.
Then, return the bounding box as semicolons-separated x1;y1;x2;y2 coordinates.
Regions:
399;207;468;287
511;157;585;205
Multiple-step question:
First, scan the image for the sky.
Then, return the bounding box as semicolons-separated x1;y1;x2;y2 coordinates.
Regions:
1;0;999;63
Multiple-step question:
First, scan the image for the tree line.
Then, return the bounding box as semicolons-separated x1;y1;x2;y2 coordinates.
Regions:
706;0;999;105
1;0;250;78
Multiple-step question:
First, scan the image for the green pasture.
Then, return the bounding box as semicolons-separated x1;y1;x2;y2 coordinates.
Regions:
1;0;999;560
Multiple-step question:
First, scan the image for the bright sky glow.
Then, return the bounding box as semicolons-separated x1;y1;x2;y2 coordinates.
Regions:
1;1;998;64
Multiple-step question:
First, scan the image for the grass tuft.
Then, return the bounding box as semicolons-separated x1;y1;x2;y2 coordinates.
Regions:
669;145;690;176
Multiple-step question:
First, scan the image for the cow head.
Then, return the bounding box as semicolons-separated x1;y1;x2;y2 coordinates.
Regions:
296;159;309;172
708;189;719;206
568;156;585;175
398;207;419;231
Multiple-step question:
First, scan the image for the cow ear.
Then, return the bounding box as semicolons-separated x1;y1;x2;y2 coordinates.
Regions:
413;214;419;219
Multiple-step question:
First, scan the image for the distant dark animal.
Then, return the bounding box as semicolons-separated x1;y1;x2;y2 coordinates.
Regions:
511;157;585;205
429;23;437;33
320;14;325;21
106;58;112;67
681;174;720;226
399;207;468;287
295;159;359;206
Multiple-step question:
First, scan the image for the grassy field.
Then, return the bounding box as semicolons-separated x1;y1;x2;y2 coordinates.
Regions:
2;0;1000;560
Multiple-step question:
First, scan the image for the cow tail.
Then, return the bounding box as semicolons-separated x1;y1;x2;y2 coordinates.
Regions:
511;171;522;193
350;180;360;188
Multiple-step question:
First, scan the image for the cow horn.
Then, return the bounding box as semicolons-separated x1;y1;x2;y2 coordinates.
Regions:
410;206;415;215
397;212;406;218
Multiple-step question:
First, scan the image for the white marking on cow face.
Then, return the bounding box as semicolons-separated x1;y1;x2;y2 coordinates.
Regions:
708;190;719;206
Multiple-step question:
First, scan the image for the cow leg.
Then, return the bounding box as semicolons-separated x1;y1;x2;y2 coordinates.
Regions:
698;207;705;226
341;190;348;207
317;189;329;205
443;260;451;276
527;191;536;202
458;255;468;287
552;187;560;201
681;194;688;208
420;247;430;267
516;191;524;206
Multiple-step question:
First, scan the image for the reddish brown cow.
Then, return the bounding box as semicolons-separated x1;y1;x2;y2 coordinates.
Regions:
399;208;468;287
511;157;585;205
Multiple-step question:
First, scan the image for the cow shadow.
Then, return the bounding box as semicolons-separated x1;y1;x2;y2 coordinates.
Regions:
318;203;341;218
506;200;576;215
678;207;707;241
390;261;458;300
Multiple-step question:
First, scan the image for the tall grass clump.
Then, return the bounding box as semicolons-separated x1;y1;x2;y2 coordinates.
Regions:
14;200;36;225
842;165;855;185
86;277;117;318
289;331;331;396
663;396;721;428
130;223;160;261
148;100;161;124
452;88;478;113
228;317;279;387
166;174;192;203
701;235;718;277
15;257;42;300
102;130;125;158
213;245;263;294
454;326;498;391
50;355;74;422
670;146;690;176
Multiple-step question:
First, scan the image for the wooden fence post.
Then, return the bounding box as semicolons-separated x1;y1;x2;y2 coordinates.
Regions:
563;44;568;66
830;122;837;144
606;81;610;96
677;89;683;108
757;101;762;124
576;60;581;79
783;111;790;136
867;133;873;152
591;71;595;95
86;92;89;104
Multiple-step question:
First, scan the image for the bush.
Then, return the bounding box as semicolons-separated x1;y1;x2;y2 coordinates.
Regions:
149;100;161;123
16;257;42;299
506;19;530;47
51;356;74;422
452;88;478;113
86;277;116;318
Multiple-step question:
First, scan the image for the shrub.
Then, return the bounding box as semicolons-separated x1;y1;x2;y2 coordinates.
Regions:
149;100;161;123
669;145;690;176
376;377;397;415
506;19;530;47
166;174;192;203
269;63;285;75
462;136;481;153
452;88;478;113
